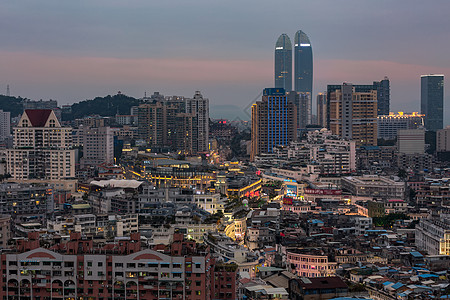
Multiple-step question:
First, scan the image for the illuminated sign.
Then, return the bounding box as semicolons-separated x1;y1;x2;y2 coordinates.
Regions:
275;47;284;50
304;188;342;195
300;43;311;47
263;88;286;96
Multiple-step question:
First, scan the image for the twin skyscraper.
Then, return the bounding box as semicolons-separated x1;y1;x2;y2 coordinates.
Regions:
274;30;313;127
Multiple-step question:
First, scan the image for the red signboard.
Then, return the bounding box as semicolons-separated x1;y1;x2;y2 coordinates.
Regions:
283;196;293;205
304;188;342;195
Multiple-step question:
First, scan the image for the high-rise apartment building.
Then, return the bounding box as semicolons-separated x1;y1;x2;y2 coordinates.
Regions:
0;109;10;142
294;30;313;119
274;34;292;91
373;77;390;115
317;93;327;128
80;126;114;168
138;92;209;154
436;126;450;152
287;91;310;129
251;88;297;160
421;74;444;131
329;83;378;146
397;129;425;154
6;109;75;180
327;79;388;129
186;91;209;153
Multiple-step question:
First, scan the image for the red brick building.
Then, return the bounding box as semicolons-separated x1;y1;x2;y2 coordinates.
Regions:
1;232;237;300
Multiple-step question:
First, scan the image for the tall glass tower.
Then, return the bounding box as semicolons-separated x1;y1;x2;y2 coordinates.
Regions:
421;74;444;131
274;34;292;91
294;30;313;125
294;30;313;95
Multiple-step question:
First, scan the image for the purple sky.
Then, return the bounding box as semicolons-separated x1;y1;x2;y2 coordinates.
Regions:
0;0;449;122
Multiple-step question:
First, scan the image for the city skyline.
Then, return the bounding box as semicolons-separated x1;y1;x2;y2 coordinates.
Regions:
0;0;449;123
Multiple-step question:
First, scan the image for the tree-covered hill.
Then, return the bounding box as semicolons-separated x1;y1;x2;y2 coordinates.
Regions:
0;95;26;117
62;94;140;121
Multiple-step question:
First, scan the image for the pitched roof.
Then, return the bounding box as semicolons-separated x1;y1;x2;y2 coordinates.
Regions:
25;109;52;127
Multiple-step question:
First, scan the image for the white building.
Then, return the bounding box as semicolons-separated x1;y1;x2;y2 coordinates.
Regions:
193;193;226;214
437;126;450;152
398;129;425;154
341;175;405;199
80;126;114;168
416;215;450;255
0;109;10;142
6;109;75;180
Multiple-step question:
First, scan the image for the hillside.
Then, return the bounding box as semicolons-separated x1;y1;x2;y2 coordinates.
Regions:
0;95;25;117
62;94;140;121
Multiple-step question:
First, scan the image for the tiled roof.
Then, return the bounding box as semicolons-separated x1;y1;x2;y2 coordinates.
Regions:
25;109;52;127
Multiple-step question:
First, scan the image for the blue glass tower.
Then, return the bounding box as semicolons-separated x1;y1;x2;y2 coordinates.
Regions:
294;30;313;126
274;34;292;91
421;74;444;131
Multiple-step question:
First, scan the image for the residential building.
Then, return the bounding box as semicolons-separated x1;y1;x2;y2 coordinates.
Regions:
416;215;450;255
80;126;114;168
274;33;292;91
421;74;444;131
186;91;209;153
397;129;425;154
378;112;424;140
286;249;337;277
374;77;390;115
437;126;450;152
341;175;405;199
6;109;75;181
289;276;348;300
316;93;327;128
251;88;297;160
288;91;310;129
0;109;10;142
0;232;238;300
329;83;378;146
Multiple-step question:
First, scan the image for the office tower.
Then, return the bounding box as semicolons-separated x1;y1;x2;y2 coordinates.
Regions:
377;112;424;140
329;83;378;146
251;88;297;160
287;91;310;129
186;91;209;153
327;81;384;129
317;93;327;128
421;74;444;131
80;126;114;168
294;30;313;119
397;129;425;154
373;77;390;115
274;34;292;91
6;109;75;180
0;110;10;142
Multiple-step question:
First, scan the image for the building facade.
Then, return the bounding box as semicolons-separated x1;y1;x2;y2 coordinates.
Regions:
416;215;450;255
0;109;10;142
377;112;424;140
80;126;114;168
316;93;327;128
251;88;297;160
288;91;310;129
397;129;425;154
274;33;292;91
329;83;378;146
6;109;75;181
421;74;444;131
374;77;390;116
294;30;313;115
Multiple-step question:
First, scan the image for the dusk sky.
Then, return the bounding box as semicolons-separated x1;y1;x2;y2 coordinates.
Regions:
1;0;449;122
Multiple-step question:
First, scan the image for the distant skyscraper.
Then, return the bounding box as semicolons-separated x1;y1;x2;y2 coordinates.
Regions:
274;34;292;91
317;93;327;128
0;109;10;142
421;74;444;131
329;83;378;146
186;91;209;153
294;30;313;118
251;88;297;160
373;77;390;115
